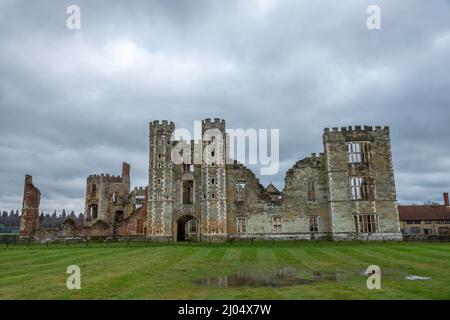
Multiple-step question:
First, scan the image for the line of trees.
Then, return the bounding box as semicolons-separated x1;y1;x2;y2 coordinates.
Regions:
0;209;85;233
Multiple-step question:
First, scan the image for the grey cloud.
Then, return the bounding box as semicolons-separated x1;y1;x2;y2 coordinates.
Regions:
1;0;450;213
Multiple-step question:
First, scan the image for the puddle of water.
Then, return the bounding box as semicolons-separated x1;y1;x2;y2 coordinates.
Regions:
193;267;336;288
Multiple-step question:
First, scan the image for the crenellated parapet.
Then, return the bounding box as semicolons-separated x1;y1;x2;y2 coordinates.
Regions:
87;174;125;184
323;125;390;143
149;120;175;136
201;118;226;134
130;186;147;197
323;125;389;134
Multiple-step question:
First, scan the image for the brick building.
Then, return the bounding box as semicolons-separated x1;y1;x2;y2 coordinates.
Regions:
398;193;450;235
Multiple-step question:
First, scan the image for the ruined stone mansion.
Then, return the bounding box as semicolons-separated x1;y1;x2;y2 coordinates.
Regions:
20;119;402;242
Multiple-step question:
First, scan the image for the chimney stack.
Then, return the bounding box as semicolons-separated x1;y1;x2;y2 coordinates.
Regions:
122;162;130;177
444;192;449;206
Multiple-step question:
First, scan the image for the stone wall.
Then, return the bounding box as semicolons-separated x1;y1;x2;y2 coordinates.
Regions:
323;126;401;238
84;162;130;226
21;119;402;243
19;175;41;238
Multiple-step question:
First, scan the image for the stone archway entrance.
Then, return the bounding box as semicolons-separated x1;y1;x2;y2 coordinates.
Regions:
176;214;199;242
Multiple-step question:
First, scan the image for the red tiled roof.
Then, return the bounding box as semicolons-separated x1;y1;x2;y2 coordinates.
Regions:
398;205;450;220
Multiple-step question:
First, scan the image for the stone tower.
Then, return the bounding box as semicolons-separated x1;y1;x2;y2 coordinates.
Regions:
148;120;175;239
201;118;228;240
323;126;402;240
19;175;41;238
84;162;131;226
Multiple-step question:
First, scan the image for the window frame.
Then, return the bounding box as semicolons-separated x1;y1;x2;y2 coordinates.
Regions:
353;214;379;233
272;217;282;233
236;217;247;234
347;142;371;165
350;176;375;201
309;216;319;232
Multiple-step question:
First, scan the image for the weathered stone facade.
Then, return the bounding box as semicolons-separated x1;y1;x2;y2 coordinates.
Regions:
21;119;402;242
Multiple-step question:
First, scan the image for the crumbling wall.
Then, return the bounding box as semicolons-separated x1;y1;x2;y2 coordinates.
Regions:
282;153;330;233
84;162;131;225
117;188;148;237
226;162;282;235
19;175;41;238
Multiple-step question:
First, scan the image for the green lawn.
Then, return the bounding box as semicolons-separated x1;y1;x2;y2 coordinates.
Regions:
1;241;449;299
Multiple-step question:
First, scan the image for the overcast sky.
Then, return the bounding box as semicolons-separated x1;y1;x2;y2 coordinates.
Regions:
1;0;449;213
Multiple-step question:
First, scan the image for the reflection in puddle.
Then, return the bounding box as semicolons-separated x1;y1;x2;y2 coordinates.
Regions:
194;267;336;287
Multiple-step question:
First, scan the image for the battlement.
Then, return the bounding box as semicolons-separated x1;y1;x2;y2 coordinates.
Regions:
150;120;175;127
202;118;225;124
323;125;389;134
87;174;124;183
149;120;175;136
132;186;146;192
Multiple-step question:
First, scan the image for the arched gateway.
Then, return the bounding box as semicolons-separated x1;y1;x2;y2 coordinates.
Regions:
176;214;199;242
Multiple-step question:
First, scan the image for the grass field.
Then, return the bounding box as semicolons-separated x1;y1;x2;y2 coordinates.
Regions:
0;241;449;300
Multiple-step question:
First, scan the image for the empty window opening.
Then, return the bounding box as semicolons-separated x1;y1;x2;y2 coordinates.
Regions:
235;182;246;202
347;142;371;164
353;214;378;233
309;216;319;232
236;217;247;233
307;180;317;201
350;176;375;200
183;180;194;204
136;220;144;234
112;192;118;204
114;210;124;223
89;204;98;220
272;217;282;233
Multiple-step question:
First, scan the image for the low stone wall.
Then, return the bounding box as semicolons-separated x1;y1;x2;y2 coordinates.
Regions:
229;232;403;241
403;234;450;242
331;232;403;241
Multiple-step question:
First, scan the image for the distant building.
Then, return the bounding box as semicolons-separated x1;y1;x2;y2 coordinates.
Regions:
398;193;450;235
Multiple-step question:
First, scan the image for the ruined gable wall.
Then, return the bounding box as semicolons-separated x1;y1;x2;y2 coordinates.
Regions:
116;201;148;237
282;154;330;233
226;163;281;235
85;174;130;225
20;175;41;237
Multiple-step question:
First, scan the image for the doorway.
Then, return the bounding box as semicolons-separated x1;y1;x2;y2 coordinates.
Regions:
176;214;199;241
